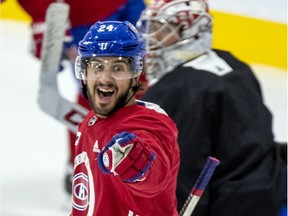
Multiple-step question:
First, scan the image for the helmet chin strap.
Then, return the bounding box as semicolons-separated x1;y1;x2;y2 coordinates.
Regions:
124;78;140;106
81;80;89;99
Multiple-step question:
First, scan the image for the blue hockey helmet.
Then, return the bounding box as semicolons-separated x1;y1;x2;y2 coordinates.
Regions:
75;21;146;80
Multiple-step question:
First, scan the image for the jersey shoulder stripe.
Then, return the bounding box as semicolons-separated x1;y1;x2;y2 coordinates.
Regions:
136;100;168;116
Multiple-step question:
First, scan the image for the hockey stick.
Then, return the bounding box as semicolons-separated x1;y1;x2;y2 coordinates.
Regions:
38;2;89;133
179;156;220;216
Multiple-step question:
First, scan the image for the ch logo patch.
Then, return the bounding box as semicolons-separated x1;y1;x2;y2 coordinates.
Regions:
72;172;89;211
88;116;97;126
103;152;110;167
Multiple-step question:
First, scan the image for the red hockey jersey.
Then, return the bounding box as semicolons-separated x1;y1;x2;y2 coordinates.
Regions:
71;100;180;216
17;0;128;26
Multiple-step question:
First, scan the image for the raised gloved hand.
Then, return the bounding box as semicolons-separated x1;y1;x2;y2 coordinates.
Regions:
97;132;156;182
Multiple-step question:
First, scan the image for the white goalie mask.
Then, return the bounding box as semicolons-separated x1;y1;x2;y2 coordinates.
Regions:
137;0;212;85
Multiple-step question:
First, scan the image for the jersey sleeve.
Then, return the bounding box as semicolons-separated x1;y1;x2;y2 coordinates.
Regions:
122;110;180;198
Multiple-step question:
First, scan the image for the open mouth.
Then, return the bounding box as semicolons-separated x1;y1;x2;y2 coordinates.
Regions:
97;88;115;102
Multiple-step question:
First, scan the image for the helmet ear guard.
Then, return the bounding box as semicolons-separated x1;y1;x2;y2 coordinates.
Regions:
81;80;89;99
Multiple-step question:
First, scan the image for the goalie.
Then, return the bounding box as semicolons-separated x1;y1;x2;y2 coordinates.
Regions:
138;0;287;215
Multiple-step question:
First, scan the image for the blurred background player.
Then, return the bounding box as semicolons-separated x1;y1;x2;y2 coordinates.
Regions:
137;0;287;215
71;20;180;215
17;0;146;195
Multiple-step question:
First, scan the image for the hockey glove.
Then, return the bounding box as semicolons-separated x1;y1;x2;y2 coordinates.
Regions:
97;132;156;182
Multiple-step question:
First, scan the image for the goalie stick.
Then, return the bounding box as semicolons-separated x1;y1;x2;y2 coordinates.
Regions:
38;2;89;133
179;156;220;216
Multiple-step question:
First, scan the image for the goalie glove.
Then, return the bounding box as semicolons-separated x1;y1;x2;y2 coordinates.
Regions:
97;132;156;182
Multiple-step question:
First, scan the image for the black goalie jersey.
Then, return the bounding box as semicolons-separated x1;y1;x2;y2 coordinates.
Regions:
142;49;286;216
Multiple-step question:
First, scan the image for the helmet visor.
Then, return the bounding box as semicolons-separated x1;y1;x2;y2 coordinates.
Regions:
75;56;143;80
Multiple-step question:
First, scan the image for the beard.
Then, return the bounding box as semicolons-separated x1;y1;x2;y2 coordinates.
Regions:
88;92;129;117
87;82;132;117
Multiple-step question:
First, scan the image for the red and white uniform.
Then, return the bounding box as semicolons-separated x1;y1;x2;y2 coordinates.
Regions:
71;101;180;216
17;0;128;26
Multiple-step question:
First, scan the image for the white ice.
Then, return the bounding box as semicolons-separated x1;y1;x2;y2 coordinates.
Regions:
0;21;286;216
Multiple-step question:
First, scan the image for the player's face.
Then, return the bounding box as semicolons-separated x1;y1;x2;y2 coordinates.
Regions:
86;57;136;117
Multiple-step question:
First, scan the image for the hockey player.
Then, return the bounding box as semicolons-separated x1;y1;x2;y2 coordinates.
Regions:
137;0;287;215
70;20;180;215
17;0;146;194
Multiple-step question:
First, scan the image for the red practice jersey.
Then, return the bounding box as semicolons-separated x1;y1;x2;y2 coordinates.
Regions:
18;0;128;26
71;100;180;216
66;0;128;27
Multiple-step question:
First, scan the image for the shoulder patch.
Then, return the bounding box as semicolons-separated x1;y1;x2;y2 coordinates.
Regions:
183;50;233;76
88;116;97;126
136;100;167;115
